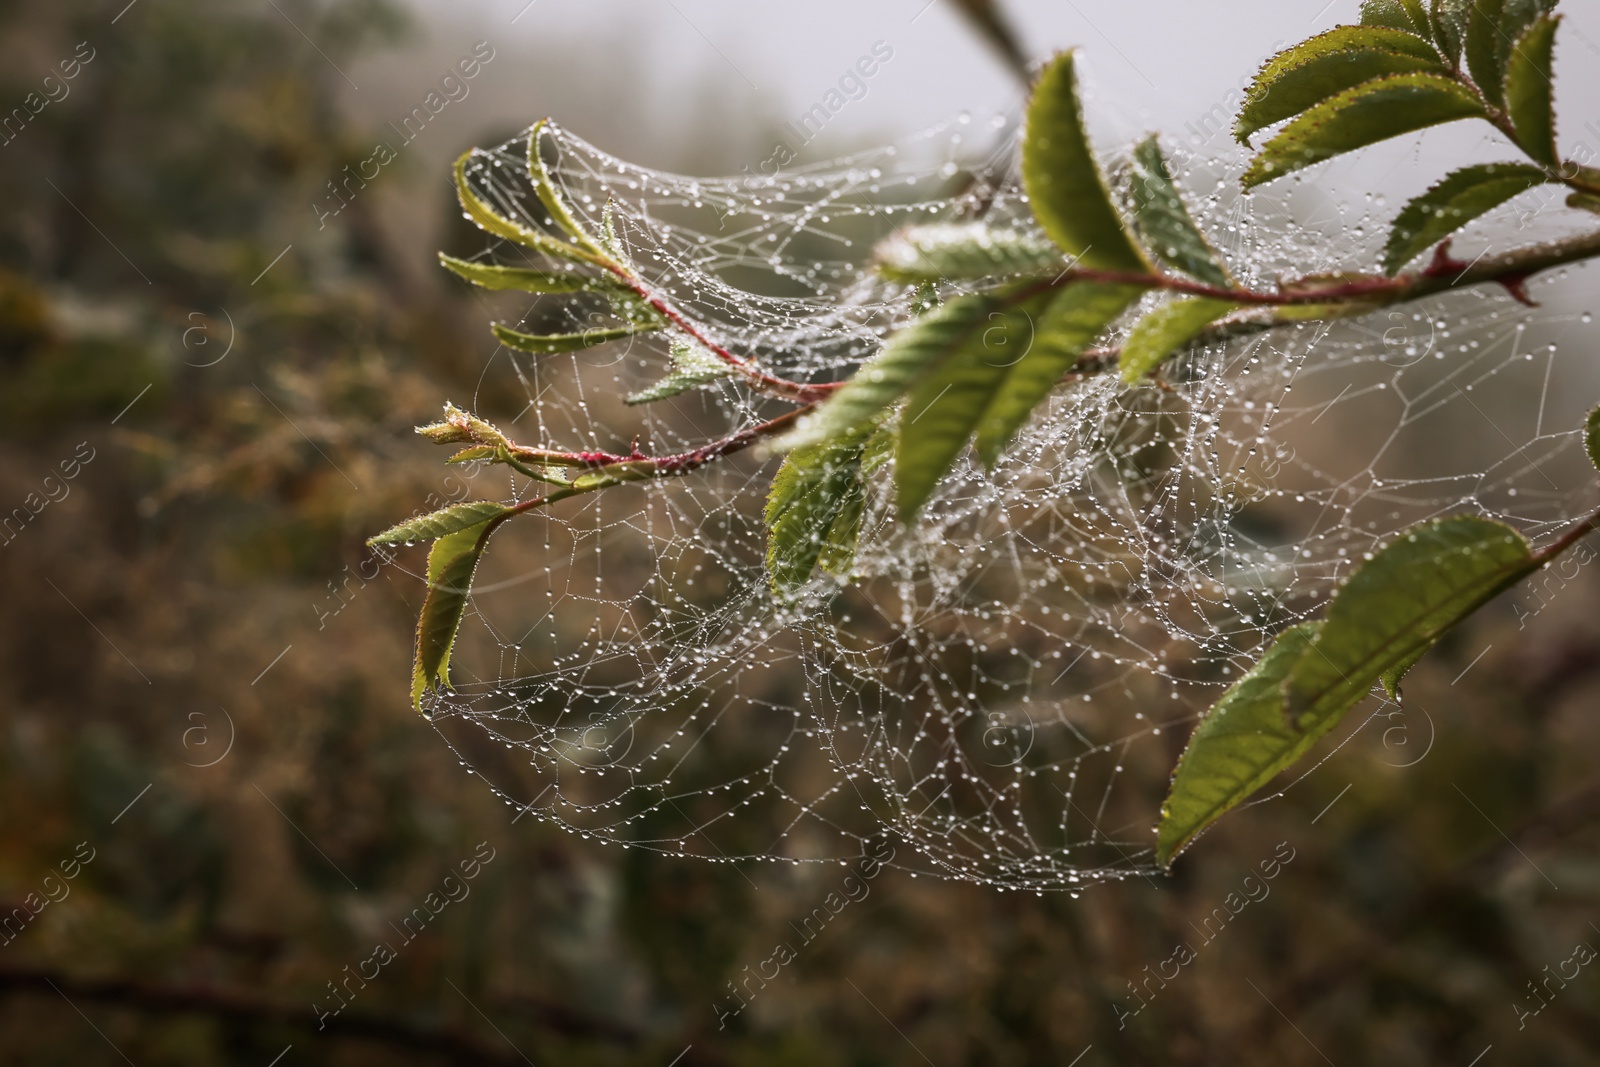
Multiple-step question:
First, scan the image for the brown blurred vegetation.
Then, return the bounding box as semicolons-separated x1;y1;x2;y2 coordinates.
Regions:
1;1;1599;1064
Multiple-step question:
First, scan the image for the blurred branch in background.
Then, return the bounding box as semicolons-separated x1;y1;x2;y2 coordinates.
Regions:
0;965;641;1065
950;0;1031;84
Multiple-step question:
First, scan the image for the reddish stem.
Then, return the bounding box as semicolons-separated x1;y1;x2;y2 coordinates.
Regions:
598;261;839;404
1531;505;1600;567
1038;264;1411;307
631;405;811;474
1424;239;1538;306
499;406;812;518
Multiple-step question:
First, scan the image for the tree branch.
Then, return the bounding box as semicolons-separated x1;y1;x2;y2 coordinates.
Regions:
599;261;838;405
1071;228;1600;378
479;406;811;480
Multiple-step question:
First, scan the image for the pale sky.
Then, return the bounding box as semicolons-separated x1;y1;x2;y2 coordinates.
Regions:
352;0;1600;166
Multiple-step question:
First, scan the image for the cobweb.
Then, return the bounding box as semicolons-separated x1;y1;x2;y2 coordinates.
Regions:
421;115;1598;892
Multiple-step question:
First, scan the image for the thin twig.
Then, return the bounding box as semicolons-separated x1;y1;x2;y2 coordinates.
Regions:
493;406;811;475
1067;227;1600;378
598;260;838;404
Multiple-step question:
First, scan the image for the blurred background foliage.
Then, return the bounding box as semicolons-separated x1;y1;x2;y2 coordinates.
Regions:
1;1;1599;1064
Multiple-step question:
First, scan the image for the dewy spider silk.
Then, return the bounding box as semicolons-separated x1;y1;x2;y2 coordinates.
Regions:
412;110;1598;894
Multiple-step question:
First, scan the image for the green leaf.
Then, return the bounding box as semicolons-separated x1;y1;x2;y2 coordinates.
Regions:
780;281;1134;510
599;200;625;260
1381;162;1551;273
1429;0;1471;62
416;402;509;448
1361;0;1433;35
511;463;574;486
566;462;658;492
1496;0;1559;73
1284;516;1539;726
891;283;1140;518
780;290;1013;453
1022;52;1152;273
894;290;1055;517
369;501;516;546
492;321;658;354
437;253;627;295
412;522;495;710
817;425;893;579
816;481;866;579
1379;646;1430;701
1128;137;1234;287
1234;26;1446;146
1470;0;1559;110
446;445;498;464
874;223;1064;284
1465;0;1508;105
1586;405;1600;474
625;338;735;404
526;120;608;259
1568;191;1600;215
452;150;602;266
1156;623;1326;866
973;283;1142;467
1119;296;1240;384
765;433;869;595
1242;72;1487;188
1160;513;1564;860
1504;14;1560;166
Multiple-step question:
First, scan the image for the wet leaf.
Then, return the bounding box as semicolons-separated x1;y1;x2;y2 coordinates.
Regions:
1160;514;1554;861
1119;296;1240;383
1157;623;1326;866
972;283;1141;466
1242;72;1486;188
437;253;628;294
819;425;893;579
1484;0;1559;110
1129;137;1234;287
780;290;1016;452
874;223;1064;284
766;433;869;595
452;150;602;265
1235;26;1445;146
895;291;1055;517
1428;0;1471;62
1465;0;1509;105
625;338;734;404
368;501;515;546
1361;0;1433;35
1284;516;1539;725
527;119;607;259
1022;52;1151;273
893;283;1140;518
492;321;658;354
412;523;495;710
415;403;509;448
1503;14;1560;166
1382;162;1550;273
